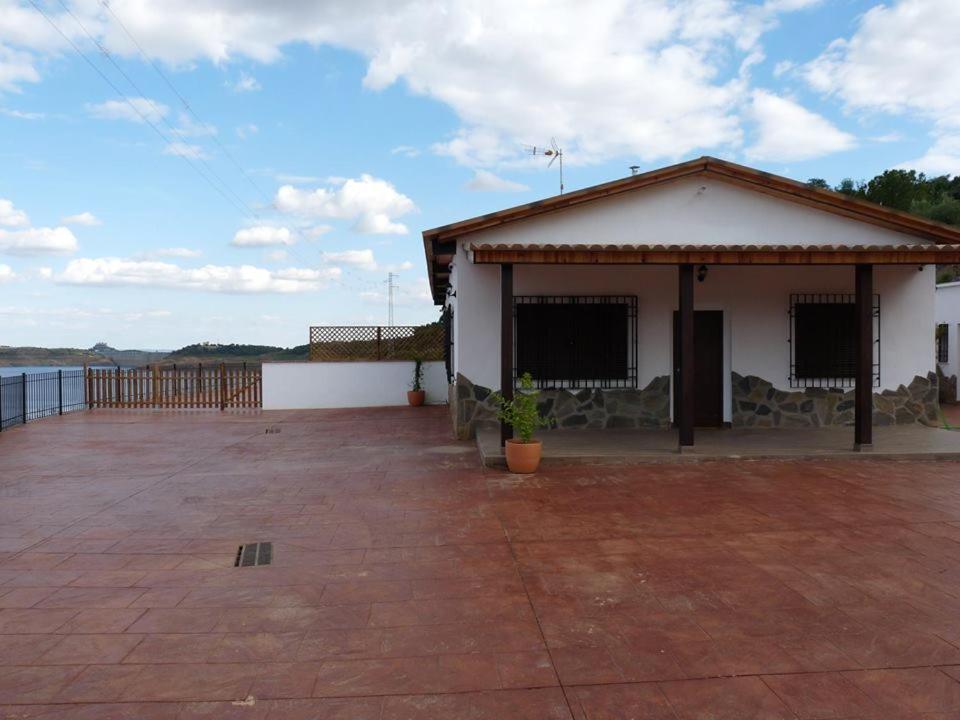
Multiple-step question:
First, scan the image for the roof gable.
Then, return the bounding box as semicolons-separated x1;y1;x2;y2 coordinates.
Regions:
423;157;960;244
422;157;960;303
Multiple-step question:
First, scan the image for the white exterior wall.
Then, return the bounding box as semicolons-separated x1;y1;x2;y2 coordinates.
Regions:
464;177;919;248
262;361;447;409
453;260;935;423
936;283;960;400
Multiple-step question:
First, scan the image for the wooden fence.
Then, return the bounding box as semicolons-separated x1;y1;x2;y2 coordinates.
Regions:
86;365;261;409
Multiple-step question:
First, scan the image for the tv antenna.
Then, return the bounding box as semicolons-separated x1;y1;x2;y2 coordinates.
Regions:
525;138;564;194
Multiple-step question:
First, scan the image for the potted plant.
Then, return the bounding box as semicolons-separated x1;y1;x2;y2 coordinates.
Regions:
491;372;551;473
407;358;426;406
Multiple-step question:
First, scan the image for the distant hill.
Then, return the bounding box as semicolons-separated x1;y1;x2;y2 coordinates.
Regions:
0;341;309;367
0;346;112;367
165;342;309;364
90;342;169;367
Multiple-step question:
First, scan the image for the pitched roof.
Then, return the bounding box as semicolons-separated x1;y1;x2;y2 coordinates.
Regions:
423;156;960;303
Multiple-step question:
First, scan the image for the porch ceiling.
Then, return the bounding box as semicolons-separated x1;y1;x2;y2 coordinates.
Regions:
468;242;960;266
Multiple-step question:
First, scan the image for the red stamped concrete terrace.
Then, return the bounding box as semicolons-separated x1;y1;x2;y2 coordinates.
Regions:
3;406;960;718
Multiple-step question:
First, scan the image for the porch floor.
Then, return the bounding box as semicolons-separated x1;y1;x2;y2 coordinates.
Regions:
477;423;960;467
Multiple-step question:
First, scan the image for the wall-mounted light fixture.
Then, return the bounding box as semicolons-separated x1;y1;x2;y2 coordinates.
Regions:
697;265;708;283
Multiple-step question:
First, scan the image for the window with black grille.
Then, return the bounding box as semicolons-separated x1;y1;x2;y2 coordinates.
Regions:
514;296;637;389
937;323;949;363
789;293;880;388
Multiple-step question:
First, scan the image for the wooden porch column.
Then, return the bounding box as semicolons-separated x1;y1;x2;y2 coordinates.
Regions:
500;264;514;446
678;263;695;450
854;263;874;450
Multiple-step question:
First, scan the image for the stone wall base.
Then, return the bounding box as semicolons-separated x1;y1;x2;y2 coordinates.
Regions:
732;371;940;428
937;365;957;406
451;373;671;440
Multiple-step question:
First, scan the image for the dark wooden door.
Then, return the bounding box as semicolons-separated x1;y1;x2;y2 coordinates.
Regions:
673;311;724;427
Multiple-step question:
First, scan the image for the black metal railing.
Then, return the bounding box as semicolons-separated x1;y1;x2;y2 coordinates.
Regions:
0;369;87;430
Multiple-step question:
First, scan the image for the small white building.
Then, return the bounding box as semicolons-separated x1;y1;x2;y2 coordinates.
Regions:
423;157;960;450
936;281;960;403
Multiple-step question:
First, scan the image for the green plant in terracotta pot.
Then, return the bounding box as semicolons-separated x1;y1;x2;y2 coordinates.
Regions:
491;372;551;473
407;358;426;406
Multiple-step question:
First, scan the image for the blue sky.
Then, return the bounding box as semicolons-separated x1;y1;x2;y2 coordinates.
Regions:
0;0;957;349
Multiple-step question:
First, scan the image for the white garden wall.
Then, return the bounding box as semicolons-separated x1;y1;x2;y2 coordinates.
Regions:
262;361;447;410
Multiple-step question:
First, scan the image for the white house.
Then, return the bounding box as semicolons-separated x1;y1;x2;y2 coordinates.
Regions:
936;281;960;403
423;157;960;451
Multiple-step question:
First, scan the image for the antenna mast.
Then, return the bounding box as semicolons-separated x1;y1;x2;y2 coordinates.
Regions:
526;138;564;194
385;272;399;327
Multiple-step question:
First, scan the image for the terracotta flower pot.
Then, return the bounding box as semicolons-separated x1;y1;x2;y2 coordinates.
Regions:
407;390;426;407
505;439;542;473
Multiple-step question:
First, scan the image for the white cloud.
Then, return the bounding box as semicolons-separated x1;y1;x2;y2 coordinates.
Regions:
803;0;960;172
231;226;293;247
0;198;78;255
4;1;821;166
87;97;169;124
0;264;15;283
322;248;413;273
0;107;44;120
466;170;530;192
236;123;258;139
0;198;29;227
321;249;378;271
302;224;333;239
163;141;206;159
61;211;101;226
264;249;288;262
148;247;203;259
391;145;420;158
896;133;960;175
0;46;41;93
772;60;794;78
745;90;856;161
232;72;261;92
172;112;217;137
56;258;341;294
0;226;78;255
275;174;416;235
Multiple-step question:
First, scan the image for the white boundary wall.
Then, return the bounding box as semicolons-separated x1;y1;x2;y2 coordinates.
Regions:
262;361;447;409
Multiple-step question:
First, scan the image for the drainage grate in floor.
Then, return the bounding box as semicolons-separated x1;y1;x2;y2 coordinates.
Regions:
265;426;281;434
235;542;273;567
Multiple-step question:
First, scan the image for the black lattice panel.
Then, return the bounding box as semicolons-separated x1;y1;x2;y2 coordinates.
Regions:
309;324;444;362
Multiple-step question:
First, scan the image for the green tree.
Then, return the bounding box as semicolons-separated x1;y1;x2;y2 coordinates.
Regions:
863;169;921;210
835;178;865;197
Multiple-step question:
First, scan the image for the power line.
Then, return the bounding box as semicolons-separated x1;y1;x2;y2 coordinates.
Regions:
51;0;260;221
30;1;362;288
98;0;272;205
27;0;255;221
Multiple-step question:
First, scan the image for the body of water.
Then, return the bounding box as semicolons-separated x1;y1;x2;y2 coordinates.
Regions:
0;365;118;377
